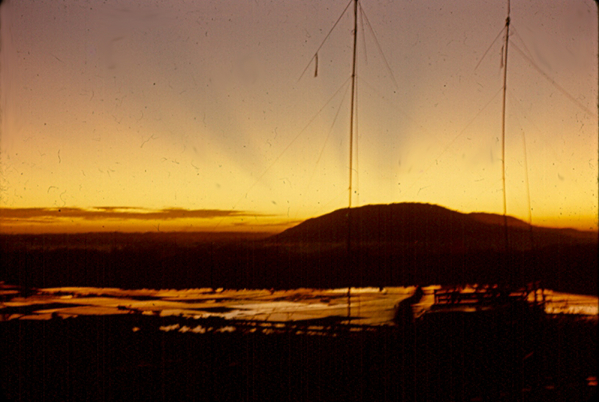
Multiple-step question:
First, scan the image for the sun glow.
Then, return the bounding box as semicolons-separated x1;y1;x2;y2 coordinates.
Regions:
1;0;597;233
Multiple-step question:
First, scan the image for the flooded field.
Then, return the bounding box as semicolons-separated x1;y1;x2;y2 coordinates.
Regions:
2;283;597;401
2;284;596;325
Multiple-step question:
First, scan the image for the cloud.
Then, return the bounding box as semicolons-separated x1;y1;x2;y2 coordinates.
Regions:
0;207;262;222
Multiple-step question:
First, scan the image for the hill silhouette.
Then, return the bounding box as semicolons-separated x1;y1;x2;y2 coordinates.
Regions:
1;203;596;294
269;203;596;253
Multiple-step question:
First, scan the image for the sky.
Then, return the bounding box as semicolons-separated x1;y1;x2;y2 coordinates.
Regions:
1;0;597;233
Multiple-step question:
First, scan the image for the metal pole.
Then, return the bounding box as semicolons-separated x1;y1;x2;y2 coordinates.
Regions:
347;0;359;318
596;1;599;244
501;0;511;254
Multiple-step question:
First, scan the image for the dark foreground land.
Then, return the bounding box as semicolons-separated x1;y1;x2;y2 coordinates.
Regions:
2;204;597;294
1;231;597;295
2;313;596;401
2;205;597;401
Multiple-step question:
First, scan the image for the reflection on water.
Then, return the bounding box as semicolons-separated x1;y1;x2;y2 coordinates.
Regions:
1;283;597;325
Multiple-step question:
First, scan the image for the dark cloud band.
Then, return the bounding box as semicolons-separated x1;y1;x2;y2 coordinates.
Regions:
0;207;260;222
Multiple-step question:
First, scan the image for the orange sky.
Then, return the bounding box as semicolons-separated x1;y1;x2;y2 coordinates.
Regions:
1;0;597;234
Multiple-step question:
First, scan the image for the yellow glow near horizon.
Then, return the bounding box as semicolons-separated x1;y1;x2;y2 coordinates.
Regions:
1;0;597;234
0;217;292;234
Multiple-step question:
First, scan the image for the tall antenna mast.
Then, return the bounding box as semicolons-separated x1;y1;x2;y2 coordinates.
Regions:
298;0;362;319
348;0;358;214
596;1;599;244
500;0;511;254
346;0;359;318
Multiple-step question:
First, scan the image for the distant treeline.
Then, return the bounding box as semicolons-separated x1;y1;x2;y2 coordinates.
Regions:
1;236;596;295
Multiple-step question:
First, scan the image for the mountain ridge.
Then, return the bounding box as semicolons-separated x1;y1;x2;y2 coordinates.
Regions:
269;203;596;252
1;203;596;294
